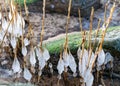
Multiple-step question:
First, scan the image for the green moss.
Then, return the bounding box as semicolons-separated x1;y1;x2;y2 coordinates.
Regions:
45;33;82;55
15;0;38;5
107;26;120;32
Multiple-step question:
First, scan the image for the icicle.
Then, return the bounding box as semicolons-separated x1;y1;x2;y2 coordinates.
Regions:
88;52;95;69
17;12;25;29
77;47;82;59
30;49;36;67
22;45;27;56
57;58;64;75
63;52;69;68
2;18;8;31
83;49;89;65
79;61;82;75
69;51;77;75
0;30;5;41
38;56;46;70
35;47;41;57
24;38;30;46
23;67;32;81
84;69;94;86
15;13;25;37
8;11;12;20
43;48;50;61
10;36;17;49
97;49;105;71
104;52;113;65
12;57;21;73
81;49;88;77
8;23;12;34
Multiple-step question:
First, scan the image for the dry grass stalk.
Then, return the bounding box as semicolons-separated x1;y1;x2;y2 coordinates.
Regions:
24;0;29;18
93;19;101;47
40;0;46;48
87;19;101;68
78;8;82;32
38;0;46;83
104;2;108;25
64;0;72;53
88;7;94;50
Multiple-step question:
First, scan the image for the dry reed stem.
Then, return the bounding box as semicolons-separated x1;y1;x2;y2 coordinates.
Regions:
40;0;46;47
78;8;86;63
79;31;86;64
88;7;94;50
78;8;83;33
64;0;72;53
20;8;26;67
86;7;94;68
24;0;29;18
87;19;101;68
104;2;108;25
99;3;115;51
38;0;46;82
93;19;101;47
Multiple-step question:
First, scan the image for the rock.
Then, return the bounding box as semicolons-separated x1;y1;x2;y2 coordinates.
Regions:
27;0;101;17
